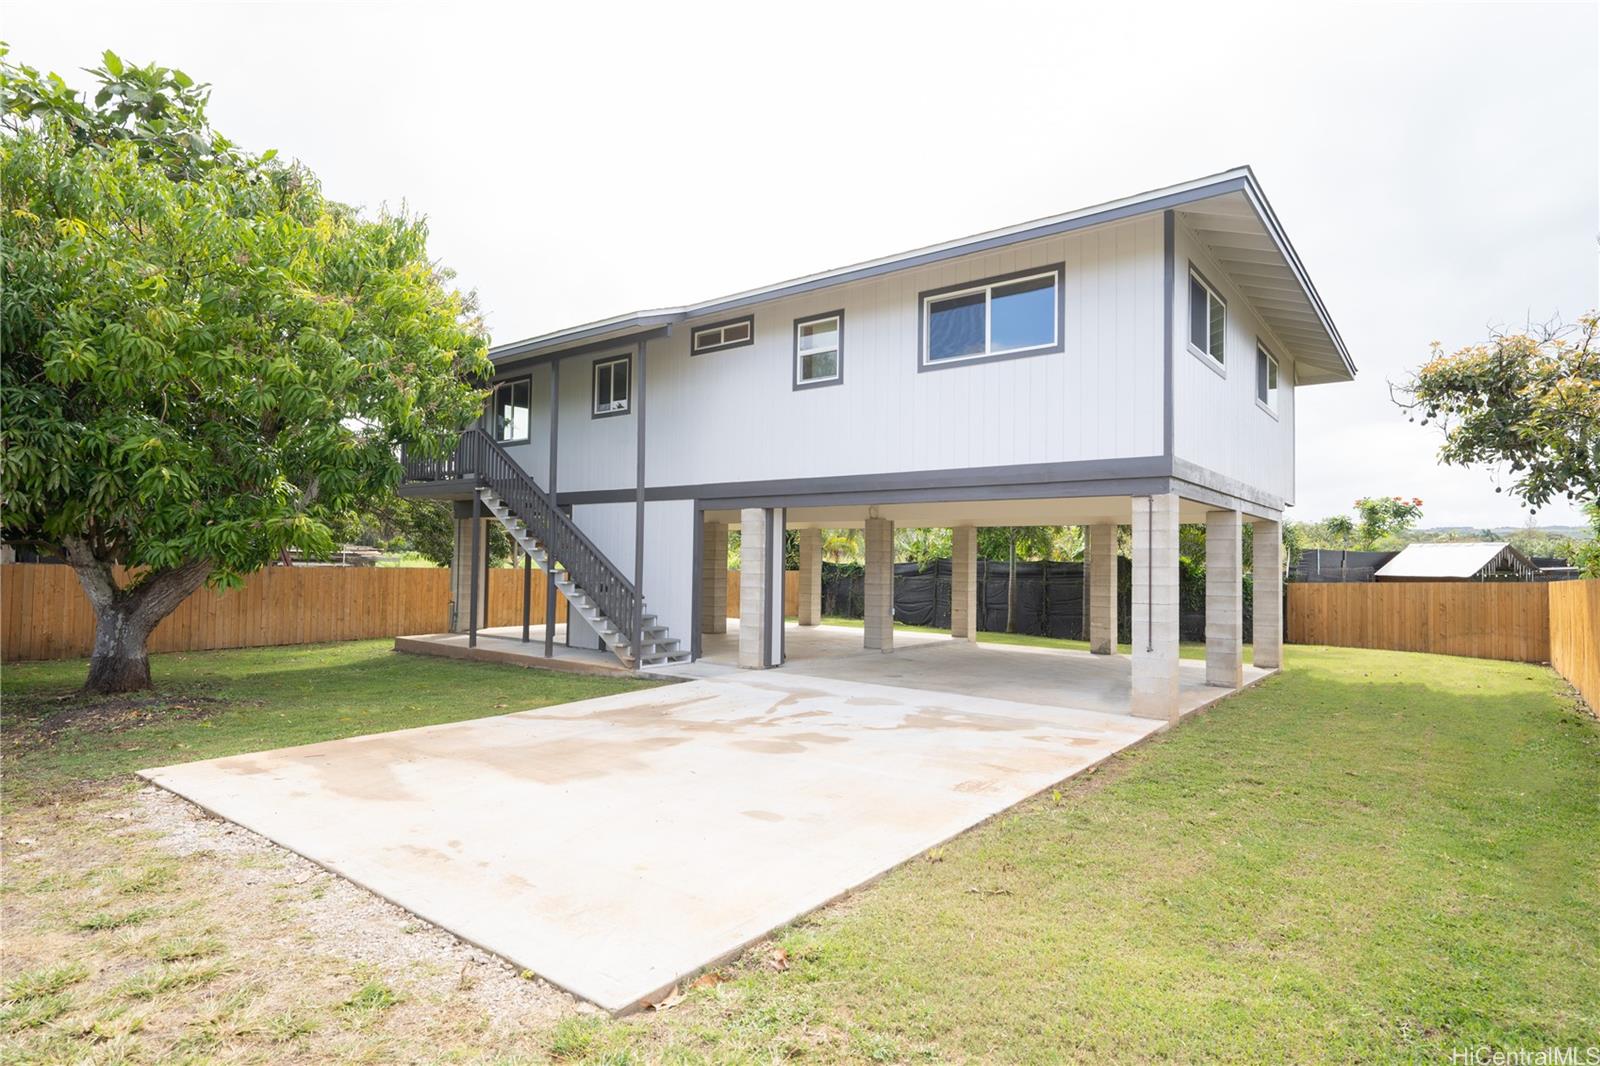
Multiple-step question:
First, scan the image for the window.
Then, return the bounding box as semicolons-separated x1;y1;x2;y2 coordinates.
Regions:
793;311;843;388
1256;344;1279;412
920;266;1062;368
1188;268;1226;366
592;355;630;418
691;316;754;355
489;378;530;442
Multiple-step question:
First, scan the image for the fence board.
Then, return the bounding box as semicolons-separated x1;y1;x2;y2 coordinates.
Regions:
724;570;799;619
1288;582;1551;663
0;564;509;661
1548;580;1599;710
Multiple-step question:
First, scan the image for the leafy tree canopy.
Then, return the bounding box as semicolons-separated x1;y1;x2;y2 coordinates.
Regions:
0;49;490;689
1395;314;1598;511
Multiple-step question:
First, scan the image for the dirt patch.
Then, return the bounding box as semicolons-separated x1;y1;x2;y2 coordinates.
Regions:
6;687;240;742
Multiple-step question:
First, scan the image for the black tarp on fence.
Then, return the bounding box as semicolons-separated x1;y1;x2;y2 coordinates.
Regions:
821;559;1254;644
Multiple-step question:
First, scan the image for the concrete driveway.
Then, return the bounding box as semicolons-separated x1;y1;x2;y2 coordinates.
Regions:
143;663;1164;1013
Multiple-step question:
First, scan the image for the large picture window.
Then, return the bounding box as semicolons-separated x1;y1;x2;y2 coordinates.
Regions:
489;378;530;442
920;266;1062;368
793;311;843;389
1188;268;1226;367
592;355;631;418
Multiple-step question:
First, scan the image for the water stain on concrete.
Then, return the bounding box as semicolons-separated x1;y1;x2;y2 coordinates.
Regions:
742;810;784;822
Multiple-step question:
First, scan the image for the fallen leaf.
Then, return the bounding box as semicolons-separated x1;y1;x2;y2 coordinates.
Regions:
647;984;684;1011
766;946;790;972
690;971;728;990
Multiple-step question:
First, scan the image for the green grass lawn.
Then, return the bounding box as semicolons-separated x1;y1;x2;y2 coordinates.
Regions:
819;615;1235;660
2;639;1595;1063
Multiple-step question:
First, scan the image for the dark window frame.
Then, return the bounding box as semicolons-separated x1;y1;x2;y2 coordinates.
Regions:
1187;264;1227;372
591;353;633;420
792;309;845;391
689;314;756;356
487;376;533;444
916;263;1066;372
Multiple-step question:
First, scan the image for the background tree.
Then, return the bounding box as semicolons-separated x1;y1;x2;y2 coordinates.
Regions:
821;528;862;565
1353;496;1424;549
977;526;1058;633
1;52;489;692
1394;314;1598;512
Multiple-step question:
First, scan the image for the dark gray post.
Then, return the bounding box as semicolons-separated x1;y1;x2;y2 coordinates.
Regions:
468;492;481;649
633;338;647;662
521;549;531;643
545;360;560;658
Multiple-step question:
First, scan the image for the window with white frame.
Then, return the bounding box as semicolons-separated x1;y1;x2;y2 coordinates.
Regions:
489;378;531;442
1188;269;1226;365
1256;344;1279;411
922;267;1061;366
592;355;630;417
691;316;754;355
794;311;842;387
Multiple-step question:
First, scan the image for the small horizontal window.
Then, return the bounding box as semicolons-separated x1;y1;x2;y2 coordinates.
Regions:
921;267;1061;366
691;316;755;355
490;378;530;442
794;311;843;388
592;355;631;417
1188;269;1225;365
1256;344;1279;411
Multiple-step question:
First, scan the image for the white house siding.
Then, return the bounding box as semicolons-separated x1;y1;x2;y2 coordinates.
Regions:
1169;220;1298;507
568;500;697;646
546;214;1166;496
486;362;553;488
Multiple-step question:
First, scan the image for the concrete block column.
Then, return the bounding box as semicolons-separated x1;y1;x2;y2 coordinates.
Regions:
1205;509;1244;688
450;516;489;633
701;521;728;634
1131;494;1180;723
863;516;894;652
1253;519;1284;670
951;525;978;642
797;528;822;626
1087;523;1118;655
738;509;769;668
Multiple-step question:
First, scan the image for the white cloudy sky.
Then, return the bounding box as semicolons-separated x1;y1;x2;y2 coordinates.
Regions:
10;1;1597;527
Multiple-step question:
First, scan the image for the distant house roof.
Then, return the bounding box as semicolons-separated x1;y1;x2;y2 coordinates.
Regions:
1373;542;1537;581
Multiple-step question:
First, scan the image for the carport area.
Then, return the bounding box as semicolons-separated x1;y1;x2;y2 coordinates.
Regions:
141;659;1166;1015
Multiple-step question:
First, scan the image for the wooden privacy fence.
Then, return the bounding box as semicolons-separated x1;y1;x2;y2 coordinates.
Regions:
1;564;567;662
725;569;800;619
1548;580;1599;710
1287;582;1551;663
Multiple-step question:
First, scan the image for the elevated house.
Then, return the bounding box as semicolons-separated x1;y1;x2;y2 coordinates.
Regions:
398;166;1356;722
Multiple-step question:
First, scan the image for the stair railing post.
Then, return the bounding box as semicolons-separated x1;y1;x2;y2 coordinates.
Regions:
468;487;481;649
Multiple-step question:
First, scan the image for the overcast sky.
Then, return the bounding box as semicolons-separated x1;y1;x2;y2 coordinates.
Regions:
11;1;1598;528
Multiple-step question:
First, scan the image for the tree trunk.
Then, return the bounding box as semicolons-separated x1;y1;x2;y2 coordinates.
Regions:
63;538;213;694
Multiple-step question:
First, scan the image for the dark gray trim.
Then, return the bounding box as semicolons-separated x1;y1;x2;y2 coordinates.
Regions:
1162;210;1175;458
791;309;845;391
491;324;674;376
521;551;532;643
485;376;534;445
689;314;755;356
400;481;475;501
690;506;704;661
1185;261;1227;370
915;263;1066;372
775;509;786;665
490;316;679;364
467;494;481;649
633;338;647;658
590;352;633;420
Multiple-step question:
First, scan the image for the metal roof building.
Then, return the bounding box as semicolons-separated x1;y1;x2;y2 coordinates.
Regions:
1373;543;1539;582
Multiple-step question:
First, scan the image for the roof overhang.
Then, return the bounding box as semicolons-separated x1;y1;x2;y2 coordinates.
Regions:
488;166;1355;382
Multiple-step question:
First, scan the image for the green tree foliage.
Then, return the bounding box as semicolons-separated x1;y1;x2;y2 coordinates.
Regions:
0;51;489;691
1353;496;1424;548
1570;505;1600;579
1395;314;1598;512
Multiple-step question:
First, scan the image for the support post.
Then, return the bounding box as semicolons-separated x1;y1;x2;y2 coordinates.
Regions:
797;527;821;626
1253;518;1284;669
1131;493;1180;722
468;493;481;649
864;516;894;652
738;508;769;669
521;549;532;643
633;339;647;663
450;512;489;634
545;361;560;658
1205;509;1244;688
702;521;729;634
951;524;978;642
1088;523;1118;655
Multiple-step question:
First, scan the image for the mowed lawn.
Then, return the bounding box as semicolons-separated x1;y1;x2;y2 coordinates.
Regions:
2;640;1597;1064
